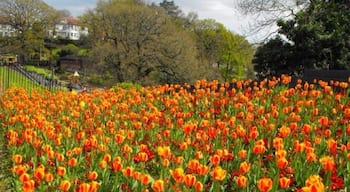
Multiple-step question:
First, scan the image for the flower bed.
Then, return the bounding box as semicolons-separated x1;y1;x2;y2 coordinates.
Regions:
1;76;349;191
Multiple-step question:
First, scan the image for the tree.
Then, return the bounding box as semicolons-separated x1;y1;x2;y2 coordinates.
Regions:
235;0;310;41
83;0;208;85
219;31;254;81
191;19;254;81
253;36;297;79
159;0;183;19
253;0;350;79
0;0;58;62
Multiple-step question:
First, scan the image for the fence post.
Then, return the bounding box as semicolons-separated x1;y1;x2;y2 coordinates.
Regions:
6;65;10;90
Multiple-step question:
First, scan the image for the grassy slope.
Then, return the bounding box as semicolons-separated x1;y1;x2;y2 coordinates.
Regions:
0;66;45;92
0;66;47;191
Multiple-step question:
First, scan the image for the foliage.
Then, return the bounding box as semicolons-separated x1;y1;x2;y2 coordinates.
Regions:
0;0;59;63
83;0;207;85
253;0;350;79
191;19;254;81
0;66;45;91
23;65;58;79
112;81;142;91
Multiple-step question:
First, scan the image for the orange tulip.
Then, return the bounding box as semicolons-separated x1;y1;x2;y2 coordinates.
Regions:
55;152;65;162
277;157;288;169
114;133;125;144
279;177;290;189
99;160;107;169
122;166;134;177
304;175;325;192
239;161;251;174
22;179;35;192
103;153;112;162
68;157;77;167
278;126;291;138
196;164;209;175
76;183;91;192
162;158;170;167
90;181;99;192
45;172;54;183
194;181;204;191
170;167;184;183
59;180;71;191
238;149;247;159
184;174;196;187
209;154;221;166
140;174;151;185
56;166;66;176
111;159;122;171
272;137;284;150
211;166;226;181
187;159;200;171
12;164;28;175
12;154;22;164
306;152;317;162
275;149;287;159
236;175;248;188
87;171;98;180
319;156;335;172
19;173;31;183
34;165;45;180
151;179;165;192
253;144;266;155
157;146;171;159
195;151;203;159
257;177;273;192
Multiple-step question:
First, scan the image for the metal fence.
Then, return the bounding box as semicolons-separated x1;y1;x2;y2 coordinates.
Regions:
0;64;67;93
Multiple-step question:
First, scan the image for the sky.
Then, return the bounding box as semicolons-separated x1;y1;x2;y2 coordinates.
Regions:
43;0;271;43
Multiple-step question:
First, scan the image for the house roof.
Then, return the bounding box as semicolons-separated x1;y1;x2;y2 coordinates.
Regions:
60;17;80;25
0;16;10;24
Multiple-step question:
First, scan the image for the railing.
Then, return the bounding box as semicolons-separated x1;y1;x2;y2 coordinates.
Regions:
0;64;67;93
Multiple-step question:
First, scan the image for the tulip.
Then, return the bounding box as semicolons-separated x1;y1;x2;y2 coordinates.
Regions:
151;179;165;192
211;166;226;181
236;175;248;188
257;177;273;192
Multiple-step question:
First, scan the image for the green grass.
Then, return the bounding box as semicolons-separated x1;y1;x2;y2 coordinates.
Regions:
0;66;49;191
23;65;59;80
0;66;46;92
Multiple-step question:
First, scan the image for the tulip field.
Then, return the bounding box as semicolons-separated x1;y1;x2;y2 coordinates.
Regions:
1;75;350;192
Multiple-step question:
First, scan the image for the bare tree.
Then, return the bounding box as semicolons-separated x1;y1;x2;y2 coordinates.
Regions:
235;0;309;42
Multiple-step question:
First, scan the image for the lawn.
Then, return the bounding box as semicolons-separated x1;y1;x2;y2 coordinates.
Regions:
0;66;44;92
1;75;349;192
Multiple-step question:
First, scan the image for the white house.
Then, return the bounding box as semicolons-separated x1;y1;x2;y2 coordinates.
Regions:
51;17;88;40
0;16;88;40
0;17;15;37
0;24;15;37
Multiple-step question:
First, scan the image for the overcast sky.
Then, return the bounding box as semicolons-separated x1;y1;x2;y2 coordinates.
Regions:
43;0;271;43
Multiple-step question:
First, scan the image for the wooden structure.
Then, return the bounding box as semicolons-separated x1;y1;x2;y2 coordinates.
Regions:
57;55;83;72
0;54;18;65
302;69;350;83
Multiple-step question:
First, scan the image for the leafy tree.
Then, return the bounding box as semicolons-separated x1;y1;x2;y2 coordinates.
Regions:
253;36;297;79
191;19;254;81
159;0;183;19
253;0;350;79
0;0;58;63
83;0;208;85
220;31;254;80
